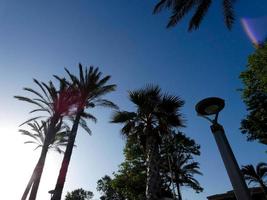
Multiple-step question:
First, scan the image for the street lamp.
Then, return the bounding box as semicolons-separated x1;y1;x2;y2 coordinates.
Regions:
195;97;251;200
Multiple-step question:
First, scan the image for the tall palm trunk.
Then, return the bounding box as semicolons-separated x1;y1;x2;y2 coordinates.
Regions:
21;161;38;200
28;143;49;200
146;134;160;200
258;179;267;199
28;118;58;200
51;112;82;200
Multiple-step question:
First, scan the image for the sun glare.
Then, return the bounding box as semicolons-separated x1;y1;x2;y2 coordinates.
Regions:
0;122;61;200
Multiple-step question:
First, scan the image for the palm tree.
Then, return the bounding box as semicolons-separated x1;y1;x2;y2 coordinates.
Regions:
20;120;69;153
111;85;184;200
51;64;117;200
173;154;203;200
153;0;236;31
19;120;69;200
160;132;202;200
15;79;78;200
242;163;267;198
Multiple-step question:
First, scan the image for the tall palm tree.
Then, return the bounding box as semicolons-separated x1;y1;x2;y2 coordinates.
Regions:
15;79;78;200
51;64;117;200
242;163;267;198
153;0;236;31
111;85;184;200
19;120;69;200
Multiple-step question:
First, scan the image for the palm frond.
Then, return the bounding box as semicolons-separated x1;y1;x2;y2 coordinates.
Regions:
153;0;174;13
80;112;97;123
111;111;137;123
167;0;196;28
19;116;44;126
223;0;235;30
188;0;212;31
94;99;119;109
14;96;46;110
78;117;92;135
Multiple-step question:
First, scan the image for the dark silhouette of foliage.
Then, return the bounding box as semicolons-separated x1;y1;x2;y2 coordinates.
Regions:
52;64;117;200
65;188;93;200
242;163;267;198
97;137;173;200
97;175;125;200
239;41;267;145
19;120;69;200
153;0;236;31
20;120;69;153
160;132;203;200
111;85;185;200
97;132;202;200
15;79;78;200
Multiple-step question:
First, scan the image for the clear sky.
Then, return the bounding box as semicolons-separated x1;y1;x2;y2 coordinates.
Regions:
0;0;266;200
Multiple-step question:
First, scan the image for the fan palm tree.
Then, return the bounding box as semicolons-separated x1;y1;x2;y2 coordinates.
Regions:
51;64;117;200
111;85;184;200
15;79;78;200
153;0;236;31
242;163;267;198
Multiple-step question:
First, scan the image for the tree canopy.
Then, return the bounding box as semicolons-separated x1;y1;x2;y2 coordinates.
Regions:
97;132;202;200
239;41;267;145
65;188;93;200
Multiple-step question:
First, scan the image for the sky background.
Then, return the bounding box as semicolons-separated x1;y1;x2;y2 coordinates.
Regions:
0;0;266;199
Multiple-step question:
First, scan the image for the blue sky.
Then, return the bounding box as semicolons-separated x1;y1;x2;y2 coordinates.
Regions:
0;0;266;199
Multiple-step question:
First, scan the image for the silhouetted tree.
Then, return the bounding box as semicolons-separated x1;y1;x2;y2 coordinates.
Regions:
160;132;203;200
20;120;69;153
15;79;78;200
111;85;184;200
52;64;117;200
19;120;69;200
153;0;236;31
242;163;267;198
239;41;267;146
97;175;125;200
65;188;93;200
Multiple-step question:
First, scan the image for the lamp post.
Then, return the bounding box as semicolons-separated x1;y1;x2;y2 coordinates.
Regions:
195;97;251;200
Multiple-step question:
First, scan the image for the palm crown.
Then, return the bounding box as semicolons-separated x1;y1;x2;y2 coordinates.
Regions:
64;64;118;112
15;79;79;124
241;162;267;198
20;120;69;154
111;85;184;146
242;163;267;185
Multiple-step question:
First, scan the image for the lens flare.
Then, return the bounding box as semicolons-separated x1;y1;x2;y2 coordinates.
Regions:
241;16;267;47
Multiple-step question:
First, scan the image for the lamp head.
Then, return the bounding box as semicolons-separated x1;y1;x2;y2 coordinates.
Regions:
195;97;225;116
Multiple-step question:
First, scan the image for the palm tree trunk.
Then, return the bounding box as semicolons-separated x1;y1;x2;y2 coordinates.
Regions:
21;161;38;200
176;182;182;200
28;117;58;200
28;143;49;200
51;112;82;200
146;134;160;200
259;180;267;199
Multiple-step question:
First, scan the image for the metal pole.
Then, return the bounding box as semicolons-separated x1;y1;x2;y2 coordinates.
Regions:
210;123;252;200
